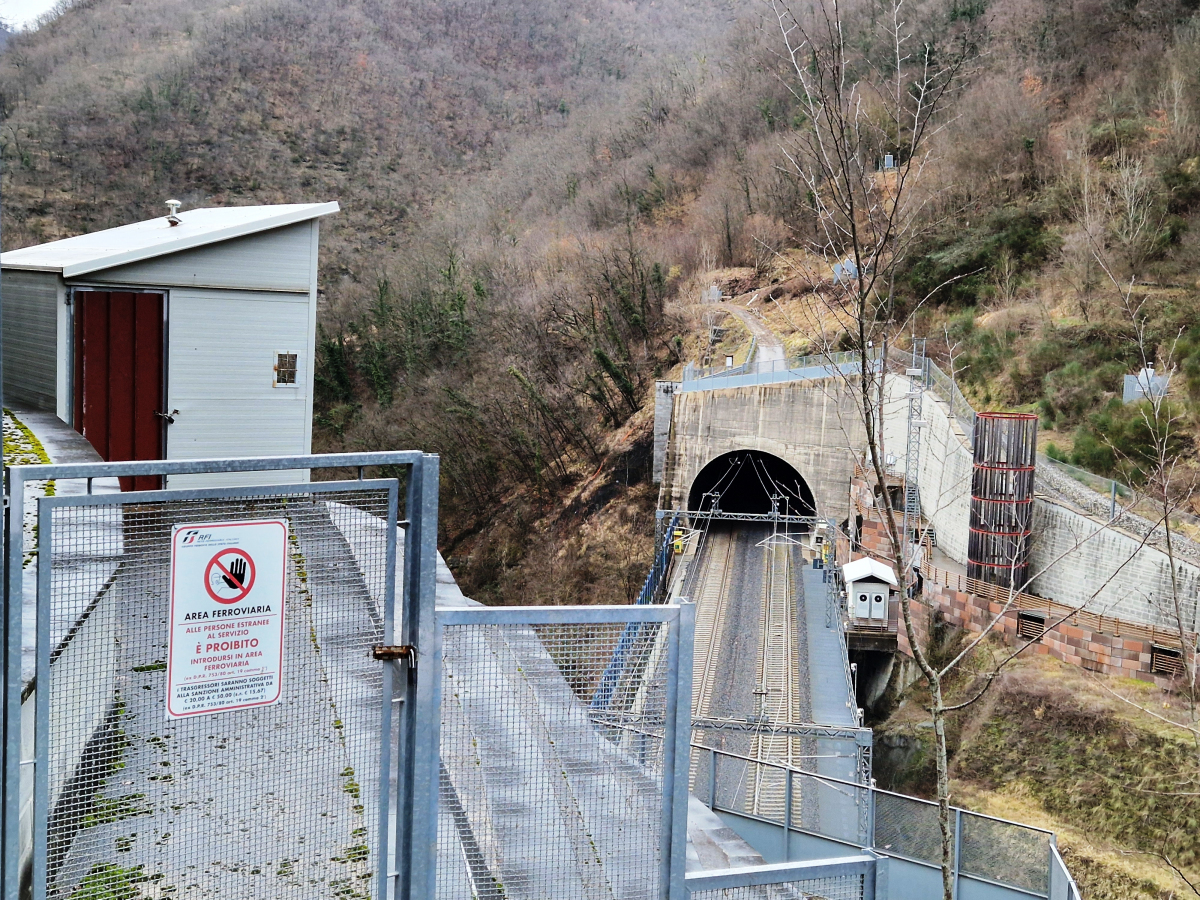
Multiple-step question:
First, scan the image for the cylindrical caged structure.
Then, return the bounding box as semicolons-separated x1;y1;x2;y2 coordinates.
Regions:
968;412;1037;590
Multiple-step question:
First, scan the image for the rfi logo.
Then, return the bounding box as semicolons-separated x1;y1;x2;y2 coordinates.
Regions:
181;530;211;545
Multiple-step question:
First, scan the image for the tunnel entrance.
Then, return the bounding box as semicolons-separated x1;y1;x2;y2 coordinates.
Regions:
687;450;816;517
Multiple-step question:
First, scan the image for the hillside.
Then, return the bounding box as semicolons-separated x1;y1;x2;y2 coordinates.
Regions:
10;0;1200;605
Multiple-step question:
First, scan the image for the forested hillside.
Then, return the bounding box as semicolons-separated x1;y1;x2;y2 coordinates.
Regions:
9;0;1200;610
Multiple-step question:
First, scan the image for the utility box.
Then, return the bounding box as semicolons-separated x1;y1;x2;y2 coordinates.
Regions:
1;202;339;488
842;556;897;623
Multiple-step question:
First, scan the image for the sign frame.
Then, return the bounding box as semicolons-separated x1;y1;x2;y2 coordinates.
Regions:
166;518;289;719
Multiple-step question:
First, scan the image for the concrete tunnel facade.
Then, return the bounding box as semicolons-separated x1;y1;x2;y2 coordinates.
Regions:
662;379;865;522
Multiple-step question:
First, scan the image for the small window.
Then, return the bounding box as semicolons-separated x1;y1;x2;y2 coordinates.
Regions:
1017;612;1045;641
1152;645;1186;678
274;352;298;387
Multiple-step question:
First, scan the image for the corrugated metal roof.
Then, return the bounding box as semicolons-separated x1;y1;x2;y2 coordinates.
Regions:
1;202;339;278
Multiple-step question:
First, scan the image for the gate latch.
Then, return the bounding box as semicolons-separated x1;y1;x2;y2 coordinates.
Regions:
372;644;417;666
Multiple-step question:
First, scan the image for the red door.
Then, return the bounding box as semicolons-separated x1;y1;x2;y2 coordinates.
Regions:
73;291;165;491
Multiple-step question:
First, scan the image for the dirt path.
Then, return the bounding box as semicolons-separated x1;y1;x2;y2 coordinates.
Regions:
721;302;784;367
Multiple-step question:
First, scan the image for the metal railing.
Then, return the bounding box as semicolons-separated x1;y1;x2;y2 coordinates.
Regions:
693;745;1072;899
640;513;681;606
680;350;876;392
921;557;1194;650
4;451;442;900
435;603;695;900
686;855;877;899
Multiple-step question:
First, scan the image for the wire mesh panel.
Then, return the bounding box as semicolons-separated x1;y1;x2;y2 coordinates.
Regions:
960;811;1051;895
873;791;947;865
698;748;870;848
688;874;864;900
437;608;688;900
35;482;397;900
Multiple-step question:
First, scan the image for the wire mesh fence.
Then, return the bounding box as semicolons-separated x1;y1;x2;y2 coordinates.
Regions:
692;746;871;848
34;482;397;900
923;360;977;447
688;874;865;900
960;810;1051;894
684;857;875;900
872;790;945;865
437;606;689;900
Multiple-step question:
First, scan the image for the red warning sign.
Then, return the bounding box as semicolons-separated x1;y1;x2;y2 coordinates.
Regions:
167;520;287;719
204;548;256;604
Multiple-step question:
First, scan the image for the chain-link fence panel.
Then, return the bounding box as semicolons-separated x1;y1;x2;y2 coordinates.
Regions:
960;811;1051;895
35;483;397;900
437;610;684;900
688;873;865;900
873;791;947;865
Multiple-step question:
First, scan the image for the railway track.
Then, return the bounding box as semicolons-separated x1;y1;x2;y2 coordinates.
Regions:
748;539;800;818
684;524;810;820
690;528;736;719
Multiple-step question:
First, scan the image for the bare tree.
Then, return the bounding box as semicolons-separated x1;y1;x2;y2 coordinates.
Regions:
764;0;978;893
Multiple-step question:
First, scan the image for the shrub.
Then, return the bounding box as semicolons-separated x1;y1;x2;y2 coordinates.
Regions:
1070;398;1192;483
903;205;1060;306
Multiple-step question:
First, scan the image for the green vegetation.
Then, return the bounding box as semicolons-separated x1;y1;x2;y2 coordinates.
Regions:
73;864;148;900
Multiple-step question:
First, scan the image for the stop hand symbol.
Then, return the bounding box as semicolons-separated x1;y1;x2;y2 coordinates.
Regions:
204;548;256;604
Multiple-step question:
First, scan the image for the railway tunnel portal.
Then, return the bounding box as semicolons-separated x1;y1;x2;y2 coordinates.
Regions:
661;378;864;522
687;450;817;518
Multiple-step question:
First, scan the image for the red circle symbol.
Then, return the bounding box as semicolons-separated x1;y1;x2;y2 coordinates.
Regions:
204;548;256;604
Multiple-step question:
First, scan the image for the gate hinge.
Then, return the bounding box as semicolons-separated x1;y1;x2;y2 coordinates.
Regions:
371;644;417;666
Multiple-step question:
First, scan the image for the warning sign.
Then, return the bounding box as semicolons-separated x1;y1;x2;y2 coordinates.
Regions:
167;520;288;719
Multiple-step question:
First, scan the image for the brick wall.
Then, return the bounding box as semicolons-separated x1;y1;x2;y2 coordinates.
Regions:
922;580;1177;688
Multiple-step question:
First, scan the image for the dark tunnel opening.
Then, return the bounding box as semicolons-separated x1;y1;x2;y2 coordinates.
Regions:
687;450;816;518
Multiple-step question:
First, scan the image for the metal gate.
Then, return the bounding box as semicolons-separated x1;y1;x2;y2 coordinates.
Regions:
3;453;441;900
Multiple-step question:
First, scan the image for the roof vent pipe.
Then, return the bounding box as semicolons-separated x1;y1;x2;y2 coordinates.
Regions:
165;199;182;226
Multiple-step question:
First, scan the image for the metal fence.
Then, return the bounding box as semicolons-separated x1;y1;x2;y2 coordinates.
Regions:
4;452;441;900
685;856;876;900
923;359;978;448
695;747;1068;899
640;513;681;606
435;603;694;900
680;351;874;393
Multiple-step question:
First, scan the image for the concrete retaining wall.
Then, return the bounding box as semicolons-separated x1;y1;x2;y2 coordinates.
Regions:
881;378;974;567
1028;501;1200;629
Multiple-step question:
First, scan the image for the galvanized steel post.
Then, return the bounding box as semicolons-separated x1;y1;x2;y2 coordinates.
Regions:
663;600;694;900
396;454;441;900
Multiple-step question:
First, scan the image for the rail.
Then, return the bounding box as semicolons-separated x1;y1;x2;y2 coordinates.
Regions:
679;349;879;392
921;559;1193;650
685;855;878;899
694;744;1077;900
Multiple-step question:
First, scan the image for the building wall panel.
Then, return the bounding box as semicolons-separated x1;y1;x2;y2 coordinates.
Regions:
2;269;59;410
84;222;313;293
165;287;312;487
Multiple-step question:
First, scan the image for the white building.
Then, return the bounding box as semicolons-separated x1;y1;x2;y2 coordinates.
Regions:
1;202;339;487
842;556;897;624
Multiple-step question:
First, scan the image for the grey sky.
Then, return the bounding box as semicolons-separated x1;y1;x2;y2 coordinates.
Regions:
0;0;60;30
